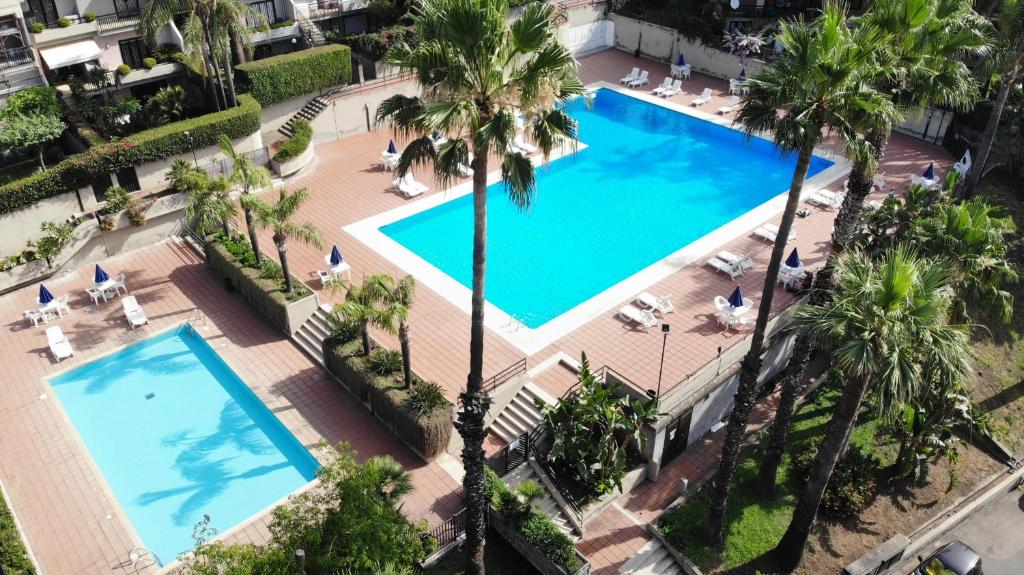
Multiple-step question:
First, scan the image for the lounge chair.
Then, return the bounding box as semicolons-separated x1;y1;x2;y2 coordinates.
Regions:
635;292;674;316
619;67;640;85
753;223;796;244
717;251;753;271
806;189;845;209
952;150;972;176
317;270;336;288
513;135;537;155
706;257;744;280
651;76;673;95
393;173;429;198
717;95;741;114
627;70;649;88
691;88;713;106
46;326;74;361
122;296;148;330
661;79;683;97
617;304;658;331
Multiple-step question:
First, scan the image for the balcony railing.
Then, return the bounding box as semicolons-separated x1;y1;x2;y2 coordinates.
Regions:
0;47;34;71
26;7;139;32
305;0;371;20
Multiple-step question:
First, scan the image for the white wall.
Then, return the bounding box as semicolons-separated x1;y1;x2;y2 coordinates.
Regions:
134;132;264;191
0;192;81;254
559;20;614;56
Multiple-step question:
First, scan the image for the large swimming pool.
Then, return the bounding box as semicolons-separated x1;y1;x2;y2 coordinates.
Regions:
378;88;834;329
49;326;318;564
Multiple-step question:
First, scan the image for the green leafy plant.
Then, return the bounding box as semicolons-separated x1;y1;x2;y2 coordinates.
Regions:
144;85;189;127
0;114;66;171
101;186;131;214
116;64;131;76
0;486;35;574
346;26;417;60
405;381;446;418
126;201;147;226
271;118;312;163
56;17;71;27
0;87;61;119
258;257;282;279
368;348;403;376
29;22;43;33
234;45;351;106
241;187;322;295
142;57;157;69
83;11;96;21
328;274;403;355
268;19;295;29
793;441;880;520
27;220;75;266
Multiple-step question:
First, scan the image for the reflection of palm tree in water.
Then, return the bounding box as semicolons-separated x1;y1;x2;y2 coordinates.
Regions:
140;401;285;526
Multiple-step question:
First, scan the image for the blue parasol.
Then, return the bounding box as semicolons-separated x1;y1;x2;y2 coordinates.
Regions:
387;139;398;154
738;67;746;79
38;284;54;304
676;53;686;66
330;245;343;266
727;286;744;308
785;248;801;269
922;162;935;180
94;264;110;284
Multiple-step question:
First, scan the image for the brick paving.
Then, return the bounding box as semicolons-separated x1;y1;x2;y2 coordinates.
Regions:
0;48;955;574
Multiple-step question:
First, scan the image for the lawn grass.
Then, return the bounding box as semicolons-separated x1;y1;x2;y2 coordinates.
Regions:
658;385;882;572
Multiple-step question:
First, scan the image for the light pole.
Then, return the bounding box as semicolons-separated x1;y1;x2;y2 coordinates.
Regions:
182;130;199;168
295;548;306;575
647;323;670;406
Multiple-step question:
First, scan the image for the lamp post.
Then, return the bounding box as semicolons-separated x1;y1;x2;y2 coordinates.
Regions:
295;548;306;575
182;130;199;168
647;323;670;406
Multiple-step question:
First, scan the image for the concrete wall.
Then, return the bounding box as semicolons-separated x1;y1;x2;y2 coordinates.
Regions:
608;13;762;80
566;2;607;27
96;29;138;70
0;192;81;254
134;132;264;191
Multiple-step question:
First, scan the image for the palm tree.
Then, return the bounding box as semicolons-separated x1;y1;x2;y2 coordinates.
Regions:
375;0;584;570
757;0;989;496
210;0;261;107
771;247;971;571
219;134;272;264
965;0;1024;195
703;1;896;545
364;455;414;504
379;275;417;388
183;171;236;238
240;188;322;295
332;274;405;356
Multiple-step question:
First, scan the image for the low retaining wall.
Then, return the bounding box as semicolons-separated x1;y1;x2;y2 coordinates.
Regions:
272;144;316;178
489;509;591;575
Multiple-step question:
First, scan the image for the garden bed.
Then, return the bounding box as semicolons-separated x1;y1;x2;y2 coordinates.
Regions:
0;481;35;574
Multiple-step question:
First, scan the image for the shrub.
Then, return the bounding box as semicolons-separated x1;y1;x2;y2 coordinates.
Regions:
0;488;35;574
0;95;260;215
126;202;146;226
30;22;43;33
83;11;96;21
0;87;60;119
272;118;312;163
345;26;417;60
793;441;880;520
101;186;130;214
142;57;157;69
406;381;447;418
368;348;403;376
57;17;71;27
115;64;131;76
235;44;351;106
268;19;295;29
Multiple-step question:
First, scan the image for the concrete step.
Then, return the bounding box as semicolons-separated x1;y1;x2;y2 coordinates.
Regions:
619;540;684;575
504;464;576;539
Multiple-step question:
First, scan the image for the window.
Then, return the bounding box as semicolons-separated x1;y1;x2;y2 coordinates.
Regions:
247;0;277;27
91;173;114;203
115;168;140;193
118;37;149;70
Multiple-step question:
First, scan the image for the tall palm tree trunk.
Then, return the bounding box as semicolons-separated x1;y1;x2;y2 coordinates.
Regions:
772;373;871;572
276;236;293;294
965;69;1018;197
202;23;229;111
459;146;492;575
704;142;815;545
223;53;238;108
361;325;372;356
203;55;223;111
244;205;261;265
757;132;884;495
399;321;412;388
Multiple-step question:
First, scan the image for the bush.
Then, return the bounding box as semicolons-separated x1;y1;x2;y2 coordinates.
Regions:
30;22;43;33
272;118;312;163
269;19;295;29
57;17;70;27
115;64;131;76
406;381;447;418
235;44;351;106
126;202;146;226
0;488;35;574
793;441;880;520
142;57;157;69
0;95;261;215
368;347;403;376
0;87;60;119
101;186;130;214
345;26;417;60
83;11;96;21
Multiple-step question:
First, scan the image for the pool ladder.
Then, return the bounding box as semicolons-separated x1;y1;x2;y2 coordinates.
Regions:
185;309;209;331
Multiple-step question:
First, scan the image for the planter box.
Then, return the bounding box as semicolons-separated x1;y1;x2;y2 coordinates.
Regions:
272;144;315;178
489;509;590;575
0;259;52;295
251;23;300;44
119;63;185;87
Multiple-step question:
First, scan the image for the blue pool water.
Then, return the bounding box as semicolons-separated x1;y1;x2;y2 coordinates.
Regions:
49;326;319;564
380;88;834;328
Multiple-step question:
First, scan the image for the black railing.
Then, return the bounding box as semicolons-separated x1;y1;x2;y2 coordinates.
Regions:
486;431;530;477
424;507;471;551
532;440;584;525
202;147;271;178
0;47;33;70
96;11;141;32
305;0;370;19
482;357;527;394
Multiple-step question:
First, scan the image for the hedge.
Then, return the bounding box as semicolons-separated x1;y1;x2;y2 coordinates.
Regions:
323;336;454;460
273;118;312;163
0;95;261;215
0;486;34;574
235;45;352;107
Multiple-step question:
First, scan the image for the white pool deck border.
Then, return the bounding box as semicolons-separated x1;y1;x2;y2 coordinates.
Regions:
344;81;851;355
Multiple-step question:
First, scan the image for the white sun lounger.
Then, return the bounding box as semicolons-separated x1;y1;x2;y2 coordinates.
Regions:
661;79;683;97
618;304;658;331
122;296;148;330
691;88;713;106
717;95;741;114
718;251;753;271
753;223;796;244
513;135;538;155
706;257;744;280
952;150;972;176
393;173;429;198
628;70;649;88
620;67;640;85
806;189;845;209
651;76;673;95
635;292;675;316
46;325;74;361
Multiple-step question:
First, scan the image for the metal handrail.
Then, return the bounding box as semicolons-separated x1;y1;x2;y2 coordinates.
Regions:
482;357;527;394
486;431;530;477
0;47;33;71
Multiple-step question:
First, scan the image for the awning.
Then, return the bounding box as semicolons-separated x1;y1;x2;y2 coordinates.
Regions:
39;40;103;69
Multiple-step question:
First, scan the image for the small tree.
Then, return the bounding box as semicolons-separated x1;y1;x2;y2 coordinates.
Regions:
329;274;405;356
183;170;236;238
0;114;66;170
28;220;75;267
219;134;271;264
241;187;322;295
538;353;659;498
379;275;416;387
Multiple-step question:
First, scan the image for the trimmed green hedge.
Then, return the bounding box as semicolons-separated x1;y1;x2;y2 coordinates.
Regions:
273;118;312;163
0;95;261;215
323;336;454;460
0;486;34;574
235;45;352;107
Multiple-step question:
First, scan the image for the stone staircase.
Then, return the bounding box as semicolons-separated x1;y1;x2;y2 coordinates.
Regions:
296;12;326;47
505;463;577;539
292;305;331;365
619;538;685;575
278;95;329;138
490;382;554;444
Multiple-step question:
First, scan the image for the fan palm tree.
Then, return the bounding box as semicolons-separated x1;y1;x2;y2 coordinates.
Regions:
703;1;896;545
379;275;417;387
240;188;322;295
375;0;584;570
771;247;970;571
219;134;272;264
332;274;406;356
757;0;989;496
210;0;261;107
965;0;1024;195
183;171;236;238
364;455;414;504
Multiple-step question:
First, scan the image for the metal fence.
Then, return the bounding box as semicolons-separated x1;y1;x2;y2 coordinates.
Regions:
482;357;527;394
201;147;271;178
0;47;33;71
486;431;530;477
424;507;471;551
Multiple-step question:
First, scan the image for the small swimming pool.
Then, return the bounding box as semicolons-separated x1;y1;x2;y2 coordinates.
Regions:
379;88;834;329
49;326;318;564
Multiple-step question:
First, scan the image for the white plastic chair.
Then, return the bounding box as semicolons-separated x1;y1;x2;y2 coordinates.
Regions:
619;67;640;85
393;173;429;198
706;257;743;280
635;292;674;316
122;296;148;330
718;95;741;114
806;189;845;210
753;223;796;244
718;251;753;272
86;287;105;306
691;88;713;106
617;304;658;331
46;326;74;361
381;152;400;171
627;70;649;88
56;294;71;316
23;309;43;327
113;272;127;295
661;80;683;97
317;270;336;288
651;76;673;95
513;135;538;155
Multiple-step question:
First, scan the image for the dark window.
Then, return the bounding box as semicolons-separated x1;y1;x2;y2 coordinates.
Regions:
112;0;141;18
26;0;59;28
116;167;140;192
91;173;114;203
247;0;277;27
119;37;149;70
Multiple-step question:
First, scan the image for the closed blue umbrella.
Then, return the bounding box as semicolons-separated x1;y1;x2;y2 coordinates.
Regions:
922;162;935;180
785;248;801;269
676;53;686;66
387;139;398;155
330;245;343;266
94;264;110;284
38;284;54;304
738;67;746;79
727;286;744;308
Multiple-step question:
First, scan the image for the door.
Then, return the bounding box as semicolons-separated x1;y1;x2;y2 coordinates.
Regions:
91;173;114;203
660;408;693;465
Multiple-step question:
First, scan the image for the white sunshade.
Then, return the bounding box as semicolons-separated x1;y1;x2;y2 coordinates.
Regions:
39;40;103;69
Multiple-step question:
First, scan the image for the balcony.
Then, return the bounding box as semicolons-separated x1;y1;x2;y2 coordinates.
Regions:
302;0;371;21
0;47;35;71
